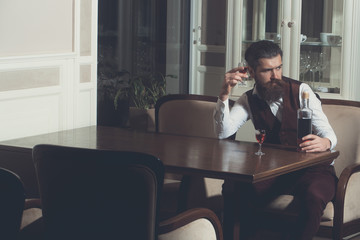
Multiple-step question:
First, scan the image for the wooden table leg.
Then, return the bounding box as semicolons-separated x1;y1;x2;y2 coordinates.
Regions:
222;179;241;240
233;221;240;240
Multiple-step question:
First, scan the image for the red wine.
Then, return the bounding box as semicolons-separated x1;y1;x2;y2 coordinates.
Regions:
256;133;266;144
238;67;248;74
297;118;312;140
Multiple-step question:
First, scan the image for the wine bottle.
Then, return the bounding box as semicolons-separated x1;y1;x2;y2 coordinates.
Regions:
297;91;313;147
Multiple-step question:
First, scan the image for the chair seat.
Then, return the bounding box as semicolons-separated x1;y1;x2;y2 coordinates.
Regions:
158;208;223;240
159;218;217;240
21;208;42;229
264;194;334;222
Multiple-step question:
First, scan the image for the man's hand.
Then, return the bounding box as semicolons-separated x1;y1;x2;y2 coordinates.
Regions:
299;134;331;152
219;67;248;101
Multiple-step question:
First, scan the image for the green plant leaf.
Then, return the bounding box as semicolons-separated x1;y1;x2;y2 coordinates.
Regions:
113;72;176;110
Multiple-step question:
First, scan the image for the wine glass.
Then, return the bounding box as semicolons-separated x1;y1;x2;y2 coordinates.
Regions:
308;51;320;90
255;129;266;156
238;59;248;72
300;52;310;82
237;60;249;82
317;52;328;88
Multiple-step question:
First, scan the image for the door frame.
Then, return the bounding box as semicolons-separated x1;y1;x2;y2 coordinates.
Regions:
189;0;227;95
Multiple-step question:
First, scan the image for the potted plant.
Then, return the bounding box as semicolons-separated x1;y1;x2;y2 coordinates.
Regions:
97;46;130;128
114;71;176;131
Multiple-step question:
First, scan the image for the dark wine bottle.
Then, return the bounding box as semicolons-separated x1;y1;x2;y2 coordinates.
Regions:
297;91;313;146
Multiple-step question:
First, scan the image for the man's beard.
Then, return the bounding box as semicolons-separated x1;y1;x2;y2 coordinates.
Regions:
256;78;285;102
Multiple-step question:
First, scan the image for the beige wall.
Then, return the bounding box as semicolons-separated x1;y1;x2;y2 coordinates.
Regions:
0;0;73;57
0;0;98;141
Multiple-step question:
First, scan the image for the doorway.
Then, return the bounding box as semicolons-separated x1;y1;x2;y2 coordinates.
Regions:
97;0;190;126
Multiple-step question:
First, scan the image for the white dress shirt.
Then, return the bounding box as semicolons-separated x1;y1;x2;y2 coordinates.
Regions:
213;82;337;150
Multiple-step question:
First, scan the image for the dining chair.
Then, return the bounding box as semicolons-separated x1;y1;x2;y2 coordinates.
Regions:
159;207;223;240
155;94;236;221
0;167;25;239
33;144;164;239
30;144;223;240
257;99;360;240
18;198;43;239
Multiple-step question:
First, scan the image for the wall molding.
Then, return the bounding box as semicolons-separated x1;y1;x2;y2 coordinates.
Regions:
0;0;98;141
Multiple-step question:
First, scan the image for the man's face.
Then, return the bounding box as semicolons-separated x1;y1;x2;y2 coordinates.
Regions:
248;54;284;101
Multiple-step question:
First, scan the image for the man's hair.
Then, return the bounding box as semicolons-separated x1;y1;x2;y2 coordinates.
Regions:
245;40;283;70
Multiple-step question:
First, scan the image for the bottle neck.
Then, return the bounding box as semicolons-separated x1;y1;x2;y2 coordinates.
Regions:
302;98;309;108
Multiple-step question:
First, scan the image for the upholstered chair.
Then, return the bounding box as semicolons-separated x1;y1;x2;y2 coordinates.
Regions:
159;207;223;240
22;144;223;240
258;99;360;240
155;94;235;221
0;167;25;239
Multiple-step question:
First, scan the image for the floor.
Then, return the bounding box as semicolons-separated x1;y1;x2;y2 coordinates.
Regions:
255;229;360;240
314;233;360;240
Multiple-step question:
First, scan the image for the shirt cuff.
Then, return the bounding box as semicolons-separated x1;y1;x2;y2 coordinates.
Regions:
216;97;229;112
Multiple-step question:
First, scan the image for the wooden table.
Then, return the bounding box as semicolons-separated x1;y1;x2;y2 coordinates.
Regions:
0;126;339;238
0;125;339;183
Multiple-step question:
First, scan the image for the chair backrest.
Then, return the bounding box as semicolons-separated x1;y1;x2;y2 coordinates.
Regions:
321;99;360;176
0;167;25;239
155;94;232;215
32;144;164;240
155;94;235;139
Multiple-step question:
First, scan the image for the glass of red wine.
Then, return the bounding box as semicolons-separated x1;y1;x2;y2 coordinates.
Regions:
255;129;266;156
238;60;249;81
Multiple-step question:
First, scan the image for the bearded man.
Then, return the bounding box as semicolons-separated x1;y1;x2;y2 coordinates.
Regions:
213;40;337;240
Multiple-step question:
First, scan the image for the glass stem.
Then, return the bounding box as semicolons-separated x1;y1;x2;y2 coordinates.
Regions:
259;144;262;153
311;71;315;89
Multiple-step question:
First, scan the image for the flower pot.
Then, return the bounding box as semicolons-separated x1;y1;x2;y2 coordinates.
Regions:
128;107;155;132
